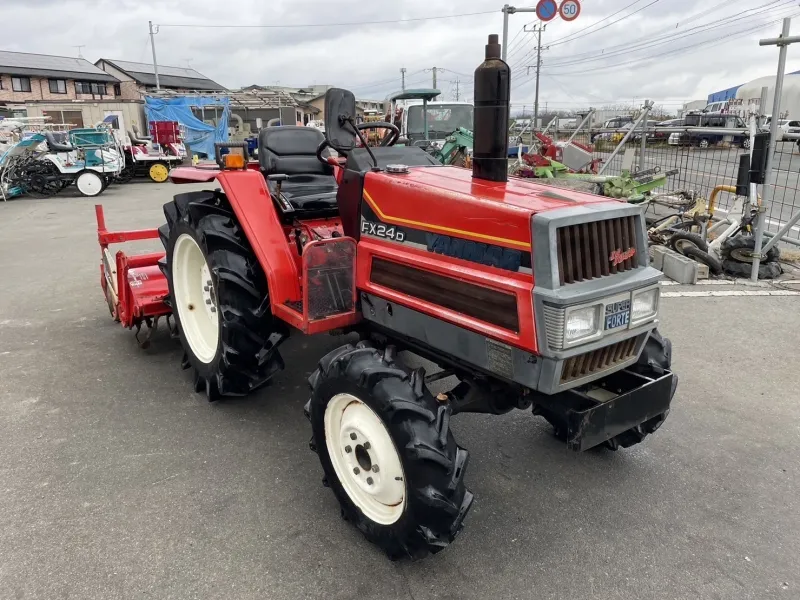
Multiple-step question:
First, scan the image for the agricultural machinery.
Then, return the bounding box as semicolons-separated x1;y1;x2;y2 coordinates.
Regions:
118;124;183;183
95;35;677;559
514;129;678;203
1;128;121;198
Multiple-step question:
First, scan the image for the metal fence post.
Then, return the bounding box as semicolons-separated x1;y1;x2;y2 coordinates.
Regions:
598;100;653;176
751;18;792;281
639;99;649;173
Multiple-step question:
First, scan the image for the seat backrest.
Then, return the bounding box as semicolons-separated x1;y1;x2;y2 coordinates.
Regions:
44;131;75;153
258;126;332;177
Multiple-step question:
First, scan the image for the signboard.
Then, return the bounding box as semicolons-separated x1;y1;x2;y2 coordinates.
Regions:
559;0;581;21
536;0;558;22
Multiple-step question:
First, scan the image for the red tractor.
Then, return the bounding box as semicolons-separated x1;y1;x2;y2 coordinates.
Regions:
95;35;677;559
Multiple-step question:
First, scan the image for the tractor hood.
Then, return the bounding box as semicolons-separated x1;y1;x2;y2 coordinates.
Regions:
361;165;614;254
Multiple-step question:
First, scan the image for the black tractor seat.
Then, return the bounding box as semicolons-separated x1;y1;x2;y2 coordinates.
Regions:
258;126;338;213
44;131;75;153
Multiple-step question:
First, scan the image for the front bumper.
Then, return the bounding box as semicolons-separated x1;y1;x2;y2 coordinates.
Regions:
532;367;676;451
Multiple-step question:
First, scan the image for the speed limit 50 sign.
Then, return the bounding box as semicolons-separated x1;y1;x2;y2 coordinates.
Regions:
559;0;581;21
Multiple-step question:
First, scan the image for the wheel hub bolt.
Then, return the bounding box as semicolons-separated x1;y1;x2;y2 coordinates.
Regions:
350;432;357;440
372;465;379;473
366;477;374;485
344;445;352;453
363;442;370;450
204;285;210;292
205;299;212;305
210;307;216;313
353;467;360;475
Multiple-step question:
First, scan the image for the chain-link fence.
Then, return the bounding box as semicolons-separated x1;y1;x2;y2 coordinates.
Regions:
513;119;800;247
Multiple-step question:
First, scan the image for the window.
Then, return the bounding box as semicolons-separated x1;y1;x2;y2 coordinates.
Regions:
12;76;31;92
42;110;84;129
113;83;121;97
48;79;67;94
75;81;107;96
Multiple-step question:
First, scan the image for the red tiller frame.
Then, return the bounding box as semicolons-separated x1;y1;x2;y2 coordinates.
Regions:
95;205;170;329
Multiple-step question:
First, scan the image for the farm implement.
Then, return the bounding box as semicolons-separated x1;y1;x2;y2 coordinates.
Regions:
515;131;678;203
95;35;678;560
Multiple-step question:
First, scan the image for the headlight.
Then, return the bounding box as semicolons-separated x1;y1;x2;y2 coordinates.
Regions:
631;288;659;323
565;305;601;343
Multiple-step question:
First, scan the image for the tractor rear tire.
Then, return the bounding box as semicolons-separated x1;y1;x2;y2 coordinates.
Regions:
721;259;782;280
682;246;723;275
720;235;781;263
306;342;473;560
159;190;287;400
603;328;676;450
668;231;708;255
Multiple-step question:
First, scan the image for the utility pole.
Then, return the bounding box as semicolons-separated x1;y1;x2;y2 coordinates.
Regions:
454;79;460;101
400;67;407;91
501;5;539;61
148;20;161;90
432;67;438;89
524;23;547;130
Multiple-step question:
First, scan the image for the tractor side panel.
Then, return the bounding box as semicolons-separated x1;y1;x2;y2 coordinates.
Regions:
215;170;301;304
356;237;537;353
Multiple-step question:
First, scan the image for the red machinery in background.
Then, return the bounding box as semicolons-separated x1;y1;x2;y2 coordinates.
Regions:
150;121;187;160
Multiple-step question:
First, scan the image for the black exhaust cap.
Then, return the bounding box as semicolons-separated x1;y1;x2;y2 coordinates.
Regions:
472;34;510;183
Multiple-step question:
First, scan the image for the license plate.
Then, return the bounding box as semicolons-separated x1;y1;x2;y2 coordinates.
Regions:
605;300;631;330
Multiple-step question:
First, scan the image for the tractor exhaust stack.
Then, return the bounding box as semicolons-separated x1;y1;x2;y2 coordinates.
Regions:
472;34;510;183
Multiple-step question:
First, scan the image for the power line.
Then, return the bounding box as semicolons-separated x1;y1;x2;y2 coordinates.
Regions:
157;10;497;29
546;12;799;77
546;0;653;46
509;2;661;74
510;2;796;92
545;0;791;68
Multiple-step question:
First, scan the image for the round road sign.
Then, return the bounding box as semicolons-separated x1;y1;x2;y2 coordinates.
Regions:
559;0;581;21
536;0;558;22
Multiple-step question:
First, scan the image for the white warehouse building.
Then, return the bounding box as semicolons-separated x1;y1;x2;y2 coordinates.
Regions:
707;72;800;119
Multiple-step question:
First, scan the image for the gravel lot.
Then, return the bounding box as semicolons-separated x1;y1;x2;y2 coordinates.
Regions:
1;181;798;599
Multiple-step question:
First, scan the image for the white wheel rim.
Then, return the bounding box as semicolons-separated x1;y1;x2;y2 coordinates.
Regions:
324;393;406;525
77;172;102;196
172;234;219;363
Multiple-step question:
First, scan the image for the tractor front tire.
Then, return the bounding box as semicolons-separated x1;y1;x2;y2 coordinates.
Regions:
306;342;473;560
603;328;676;450
159;190;287;400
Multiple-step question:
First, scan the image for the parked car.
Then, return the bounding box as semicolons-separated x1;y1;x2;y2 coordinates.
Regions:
591;116;634;142
667;112;749;149
760;117;799;140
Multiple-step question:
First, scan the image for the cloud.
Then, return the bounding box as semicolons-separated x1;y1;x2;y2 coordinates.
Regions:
2;0;798;112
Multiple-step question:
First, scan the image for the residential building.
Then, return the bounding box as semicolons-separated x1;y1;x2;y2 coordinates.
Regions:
0;50;145;134
96;59;226;98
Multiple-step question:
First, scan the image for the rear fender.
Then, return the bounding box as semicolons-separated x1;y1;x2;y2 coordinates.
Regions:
214;170;301;305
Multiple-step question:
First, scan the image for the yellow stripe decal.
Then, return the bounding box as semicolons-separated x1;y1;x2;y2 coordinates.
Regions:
362;189;530;250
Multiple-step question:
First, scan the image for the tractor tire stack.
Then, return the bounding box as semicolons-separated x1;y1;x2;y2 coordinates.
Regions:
720;235;782;279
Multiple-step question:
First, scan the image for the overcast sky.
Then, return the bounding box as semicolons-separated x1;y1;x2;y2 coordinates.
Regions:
3;0;798;114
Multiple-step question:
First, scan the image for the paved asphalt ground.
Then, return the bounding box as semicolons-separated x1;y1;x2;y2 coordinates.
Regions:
1;181;799;600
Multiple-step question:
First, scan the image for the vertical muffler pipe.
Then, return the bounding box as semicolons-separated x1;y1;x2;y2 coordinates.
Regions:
473;34;510;183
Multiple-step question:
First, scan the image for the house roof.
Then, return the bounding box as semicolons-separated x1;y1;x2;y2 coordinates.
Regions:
98;59;225;91
0;50;118;82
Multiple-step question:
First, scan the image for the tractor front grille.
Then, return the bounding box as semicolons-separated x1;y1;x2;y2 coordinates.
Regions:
559;336;641;385
556;216;640;285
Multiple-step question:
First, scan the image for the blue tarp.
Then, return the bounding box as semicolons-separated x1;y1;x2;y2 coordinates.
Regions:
144;96;229;158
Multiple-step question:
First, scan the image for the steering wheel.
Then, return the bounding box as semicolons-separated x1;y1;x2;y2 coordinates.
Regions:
356;122;400;147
